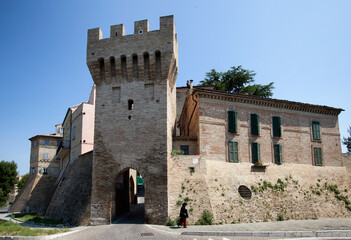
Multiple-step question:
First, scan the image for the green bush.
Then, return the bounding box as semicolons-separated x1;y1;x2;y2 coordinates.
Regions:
165;217;176;226
277;214;284;221
195;210;213;225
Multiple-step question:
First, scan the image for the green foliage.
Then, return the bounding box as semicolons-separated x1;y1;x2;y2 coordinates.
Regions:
0;161;18;206
0;221;68;236
171;149;184;156
176;200;183;206
165;217;176;226
184;197;191;202
17;173;29;192
13;213;64;226
343;126;351;153
195;210;213;225
199;66;274;97
277;214;284;221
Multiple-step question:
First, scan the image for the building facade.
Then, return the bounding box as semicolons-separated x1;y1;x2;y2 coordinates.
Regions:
11;15;350;225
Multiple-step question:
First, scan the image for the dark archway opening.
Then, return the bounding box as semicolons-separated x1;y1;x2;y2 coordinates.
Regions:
113;168;145;224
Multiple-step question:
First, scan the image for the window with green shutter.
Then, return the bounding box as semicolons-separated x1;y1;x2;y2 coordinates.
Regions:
314;147;323;166
274;144;283;165
251;114;260;135
251;142;261;163
272;116;282;137
228;141;239;163
312;121;321;140
228;111;238;133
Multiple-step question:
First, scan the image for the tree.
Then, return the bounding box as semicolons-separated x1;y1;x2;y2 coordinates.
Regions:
17;173;29;192
0;160;18;206
199;65;274;97
343;126;351;153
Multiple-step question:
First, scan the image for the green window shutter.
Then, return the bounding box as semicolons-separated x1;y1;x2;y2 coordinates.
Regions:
251;114;260;135
251;142;261;163
312;121;321;140
274;144;283;165
272;116;282;137
228;141;234;162
228;111;238;133
233;141;239;163
314;147;323;166
228;141;239;163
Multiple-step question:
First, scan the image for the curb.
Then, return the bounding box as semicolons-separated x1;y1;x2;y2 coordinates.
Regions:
181;230;351;238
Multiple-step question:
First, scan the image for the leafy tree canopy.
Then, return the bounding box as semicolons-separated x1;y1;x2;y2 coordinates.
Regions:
199;65;274;98
0;160;18;206
343;126;351;153
17;173;29;192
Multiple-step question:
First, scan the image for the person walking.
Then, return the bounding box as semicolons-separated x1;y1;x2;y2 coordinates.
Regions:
177;202;188;228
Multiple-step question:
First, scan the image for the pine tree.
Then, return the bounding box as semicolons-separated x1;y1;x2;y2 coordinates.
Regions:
343;126;351;153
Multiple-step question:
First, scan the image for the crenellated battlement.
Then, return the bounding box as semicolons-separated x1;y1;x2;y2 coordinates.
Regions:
87;15;175;43
86;15;178;86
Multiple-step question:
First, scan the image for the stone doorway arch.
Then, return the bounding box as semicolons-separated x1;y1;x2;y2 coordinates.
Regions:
112;167;145;222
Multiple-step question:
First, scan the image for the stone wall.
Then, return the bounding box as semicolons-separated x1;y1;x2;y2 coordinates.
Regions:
44;151;93;225
168;156;351;225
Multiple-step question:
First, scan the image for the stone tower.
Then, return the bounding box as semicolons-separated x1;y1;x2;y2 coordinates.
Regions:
87;15;178;225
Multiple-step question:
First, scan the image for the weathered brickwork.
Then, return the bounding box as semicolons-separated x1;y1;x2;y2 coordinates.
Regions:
45;151;93;225
87;15;178;225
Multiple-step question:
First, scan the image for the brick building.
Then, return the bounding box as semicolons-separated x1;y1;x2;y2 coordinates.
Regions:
11;15;350;225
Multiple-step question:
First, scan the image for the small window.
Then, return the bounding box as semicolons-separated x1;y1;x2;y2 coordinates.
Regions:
228;111;238;133
274;144;282;165
31;167;35;175
58;127;63;134
272;116;282;137
238;185;252;200
250;114;260;135
128;99;134;110
33;140;37;147
314;147;323;166
312;121;321;141
72;127;76;140
44;140;50;146
251;142;261;164
180;145;189;155
43;153;49;160
228;141;239;163
32;154;36;161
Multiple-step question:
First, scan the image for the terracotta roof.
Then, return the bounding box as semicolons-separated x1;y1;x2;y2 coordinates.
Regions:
194;89;344;116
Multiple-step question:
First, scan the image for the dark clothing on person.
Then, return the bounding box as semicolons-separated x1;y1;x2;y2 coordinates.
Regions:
178;204;188;228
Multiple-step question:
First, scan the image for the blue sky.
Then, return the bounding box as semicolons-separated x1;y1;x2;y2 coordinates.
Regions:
0;0;350;175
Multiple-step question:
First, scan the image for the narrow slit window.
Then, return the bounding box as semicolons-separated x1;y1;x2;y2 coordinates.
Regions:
121;56;127;79
110;57;116;77
99;58;105;81
144;53;150;80
132;54;138;78
155;51;161;79
128;99;134;110
272;116;282;137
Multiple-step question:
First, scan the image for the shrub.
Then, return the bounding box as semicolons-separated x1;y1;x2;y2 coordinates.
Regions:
176;200;182;206
195;210;213;225
277;214;284;221
165;217;176;226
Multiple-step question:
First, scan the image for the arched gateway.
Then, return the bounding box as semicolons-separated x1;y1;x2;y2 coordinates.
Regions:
87;16;178;225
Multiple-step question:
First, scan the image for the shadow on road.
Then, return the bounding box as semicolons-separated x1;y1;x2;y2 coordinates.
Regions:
112;203;145;224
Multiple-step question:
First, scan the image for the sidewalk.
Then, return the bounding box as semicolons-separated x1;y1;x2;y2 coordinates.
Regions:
148;218;351;238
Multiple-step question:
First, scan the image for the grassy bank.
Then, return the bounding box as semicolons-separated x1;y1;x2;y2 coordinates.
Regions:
0;220;68;236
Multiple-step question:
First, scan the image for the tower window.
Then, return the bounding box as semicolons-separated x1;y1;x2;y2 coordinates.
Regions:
128;99;134;110
155;51;161;79
132;54;138;78
121;55;127;79
110;57;116;77
144;52;150;80
99;58;105;81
